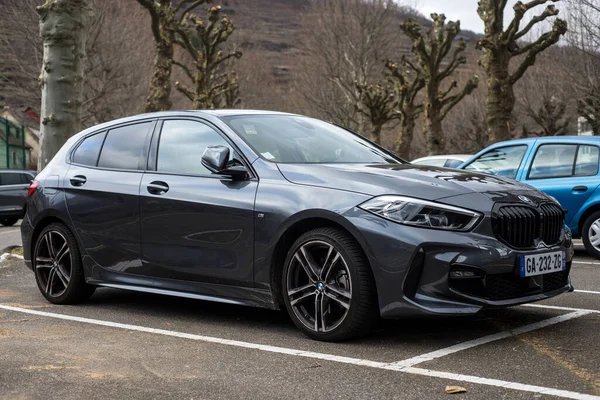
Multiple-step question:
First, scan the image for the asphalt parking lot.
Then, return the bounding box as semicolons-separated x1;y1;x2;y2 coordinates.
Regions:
0;223;599;400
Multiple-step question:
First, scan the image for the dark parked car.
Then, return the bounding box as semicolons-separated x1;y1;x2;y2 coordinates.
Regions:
21;111;573;341
0;169;36;226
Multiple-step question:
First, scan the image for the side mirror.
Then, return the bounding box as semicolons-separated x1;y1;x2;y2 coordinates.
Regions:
201;145;248;180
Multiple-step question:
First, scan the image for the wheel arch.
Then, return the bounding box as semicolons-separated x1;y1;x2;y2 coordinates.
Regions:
577;202;600;238
29;213;73;259
268;210;376;308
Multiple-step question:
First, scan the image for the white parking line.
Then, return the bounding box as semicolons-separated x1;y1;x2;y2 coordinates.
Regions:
575;290;600;295
1;304;599;400
523;304;600;313
390;311;590;368
572;261;600;265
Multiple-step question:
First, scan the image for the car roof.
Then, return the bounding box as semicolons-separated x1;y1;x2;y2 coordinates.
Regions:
488;136;600;147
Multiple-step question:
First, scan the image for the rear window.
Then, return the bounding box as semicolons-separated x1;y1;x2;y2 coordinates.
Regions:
0;173;32;186
72;132;106;166
97;122;152;170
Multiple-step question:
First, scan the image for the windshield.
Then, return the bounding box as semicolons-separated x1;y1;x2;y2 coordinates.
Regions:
464;145;527;179
221;115;401;164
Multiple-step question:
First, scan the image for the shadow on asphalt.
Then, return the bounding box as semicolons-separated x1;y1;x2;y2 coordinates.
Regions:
81;287;563;345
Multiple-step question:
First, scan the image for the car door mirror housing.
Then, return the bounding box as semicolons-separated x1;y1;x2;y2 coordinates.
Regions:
201;145;248;180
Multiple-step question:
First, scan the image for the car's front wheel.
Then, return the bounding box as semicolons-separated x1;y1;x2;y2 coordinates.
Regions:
582;211;600;259
33;223;95;304
282;228;378;341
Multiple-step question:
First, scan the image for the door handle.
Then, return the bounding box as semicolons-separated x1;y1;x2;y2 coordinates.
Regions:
572;186;588;192
70;175;87;186
147;181;169;195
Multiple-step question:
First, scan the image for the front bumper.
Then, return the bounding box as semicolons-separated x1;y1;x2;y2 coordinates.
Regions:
344;207;573;319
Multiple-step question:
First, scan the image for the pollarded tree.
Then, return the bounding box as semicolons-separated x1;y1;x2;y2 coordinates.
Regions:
174;5;242;109
400;14;479;155
385;59;425;159
477;0;568;143
37;0;94;170
356;80;397;145
135;0;213;112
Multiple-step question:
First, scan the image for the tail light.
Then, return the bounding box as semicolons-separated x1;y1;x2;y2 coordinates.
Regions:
27;180;39;198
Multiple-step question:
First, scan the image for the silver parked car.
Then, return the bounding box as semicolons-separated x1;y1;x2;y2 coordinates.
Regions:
412;154;471;168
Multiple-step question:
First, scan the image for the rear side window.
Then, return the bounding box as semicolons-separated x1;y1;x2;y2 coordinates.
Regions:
0;173;31;185
157;120;235;176
464;145;527;179
575;145;599;176
97;122;152;170
72;132;106;166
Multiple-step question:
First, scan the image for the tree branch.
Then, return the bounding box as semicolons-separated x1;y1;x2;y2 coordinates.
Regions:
173;59;194;80
510;18;567;83
441;77;479;120
514;4;559;41
177;0;208;23
135;0;162;43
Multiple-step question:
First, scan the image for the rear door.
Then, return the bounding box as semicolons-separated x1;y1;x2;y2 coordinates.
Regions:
64;120;155;271
0;171;33;217
139;118;258;287
522;143;600;224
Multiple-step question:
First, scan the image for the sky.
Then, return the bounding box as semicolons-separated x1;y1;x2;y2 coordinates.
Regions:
416;0;519;34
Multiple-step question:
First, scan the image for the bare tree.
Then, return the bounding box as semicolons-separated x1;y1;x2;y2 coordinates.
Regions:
400;14;479;155
174;5;242;109
477;0;568;143
297;0;401;132
446;88;489;154
135;0;213;112
37;0;94;170
356;79;397;144
565;0;600;135
385;59;424;159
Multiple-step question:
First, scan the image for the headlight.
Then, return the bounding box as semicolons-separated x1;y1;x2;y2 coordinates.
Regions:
359;195;481;231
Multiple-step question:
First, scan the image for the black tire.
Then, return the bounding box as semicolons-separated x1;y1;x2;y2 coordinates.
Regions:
281;227;378;341
582;211;600;259
1;218;18;226
33;223;95;304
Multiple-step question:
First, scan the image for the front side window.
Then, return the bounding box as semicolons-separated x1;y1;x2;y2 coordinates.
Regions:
97;122;152;170
157;120;236;176
72;132;106;166
221;115;400;164
464;145;527;179
529;144;577;179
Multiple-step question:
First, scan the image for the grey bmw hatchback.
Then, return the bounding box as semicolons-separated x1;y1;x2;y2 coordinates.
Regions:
21;110;573;341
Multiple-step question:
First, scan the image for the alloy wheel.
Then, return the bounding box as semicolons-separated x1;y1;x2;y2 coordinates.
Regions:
588;218;600;252
286;240;352;333
35;231;71;298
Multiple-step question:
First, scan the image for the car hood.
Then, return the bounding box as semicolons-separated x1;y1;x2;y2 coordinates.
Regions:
277;163;537;200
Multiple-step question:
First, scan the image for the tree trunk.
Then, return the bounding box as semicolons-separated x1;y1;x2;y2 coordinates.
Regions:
395;116;415;160
424;83;445;155
370;123;382;145
145;35;174;112
37;0;94;170
484;52;515;143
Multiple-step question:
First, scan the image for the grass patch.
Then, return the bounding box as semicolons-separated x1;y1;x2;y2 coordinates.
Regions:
9;247;23;256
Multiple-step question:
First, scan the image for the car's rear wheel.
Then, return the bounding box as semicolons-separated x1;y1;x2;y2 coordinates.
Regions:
1;218;18;226
33;223;95;304
282;228;378;341
582;211;600;259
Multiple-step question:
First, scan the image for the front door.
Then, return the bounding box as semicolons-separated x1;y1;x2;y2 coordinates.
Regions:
139;119;257;287
522;143;600;225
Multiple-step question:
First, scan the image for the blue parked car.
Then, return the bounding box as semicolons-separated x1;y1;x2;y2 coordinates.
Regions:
459;136;600;257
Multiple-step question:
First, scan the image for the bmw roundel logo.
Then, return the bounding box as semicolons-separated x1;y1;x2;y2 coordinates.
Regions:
518;195;533;204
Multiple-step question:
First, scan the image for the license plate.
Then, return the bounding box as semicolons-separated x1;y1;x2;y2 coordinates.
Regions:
520;250;565;277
